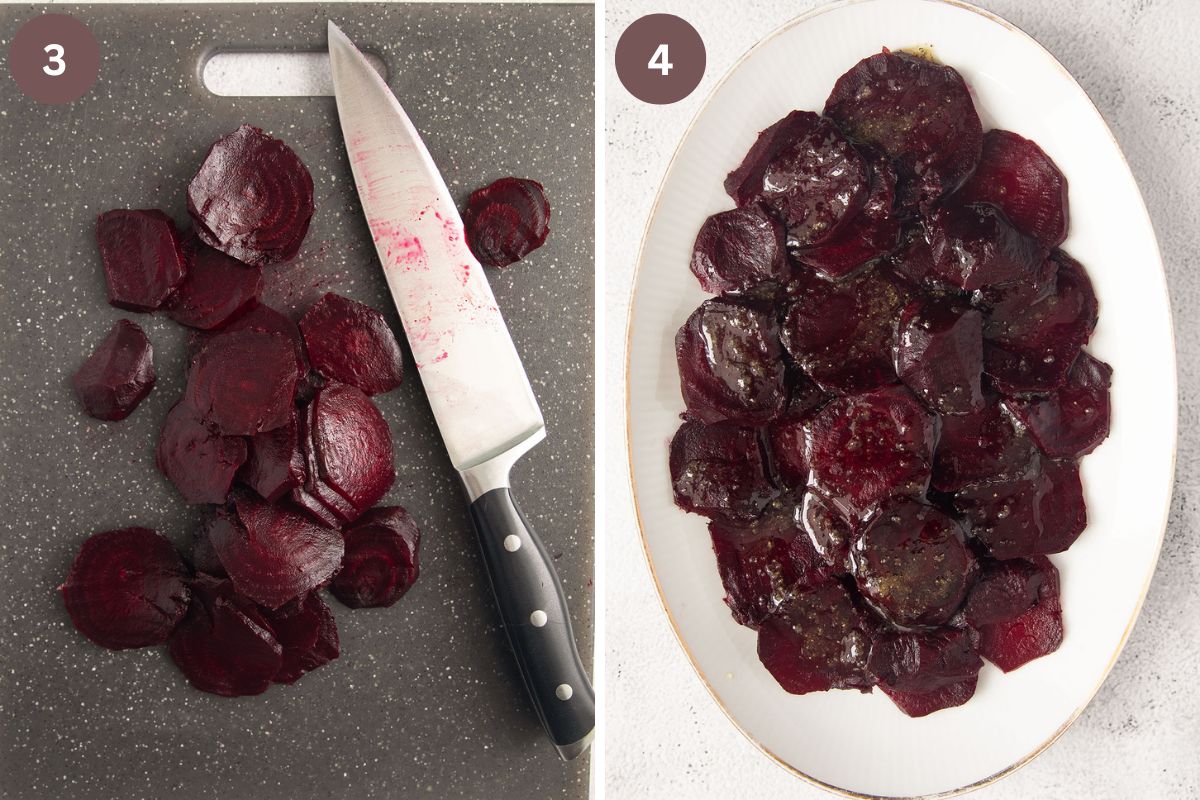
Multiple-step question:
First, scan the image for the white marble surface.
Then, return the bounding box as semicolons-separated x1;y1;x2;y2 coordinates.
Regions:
603;1;1200;797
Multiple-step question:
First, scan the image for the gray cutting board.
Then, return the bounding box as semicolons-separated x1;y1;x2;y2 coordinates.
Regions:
0;4;593;798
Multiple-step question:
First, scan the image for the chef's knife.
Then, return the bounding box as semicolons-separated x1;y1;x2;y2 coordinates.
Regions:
327;22;594;760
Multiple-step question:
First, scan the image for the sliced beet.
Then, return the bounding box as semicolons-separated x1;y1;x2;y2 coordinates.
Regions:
931;396;1034;493
166;240;263;330
462;177;551;268
887;223;942;289
259;592;339;683
95;209;188;312
972;556;1063;671
956;130;1069;250
867;627;982;696
970;252;1058;323
290;485;343;529
805;385;937;521
186;329;300;436
925;201;1046;291
756;580;876;694
676;296;787;424
824;50;982;209
298;402;361;524
191;303;308;374
800;491;852;574
187;125;314;267
156;399;248;504
962;557;1049;629
168;574;282;697
880;676;979;717
311;383;395;513
239;411;305;503
299;293;405;396
689;207;789;293
894;297;984;414
330;506;422;609
850;500;976;628
1004;353;1112;460
60;527;190;650
669;418;778;524
73;319;156;421
191;520;227;578
767;417;808;488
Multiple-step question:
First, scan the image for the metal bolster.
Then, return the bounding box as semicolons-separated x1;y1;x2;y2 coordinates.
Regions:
458;428;546;501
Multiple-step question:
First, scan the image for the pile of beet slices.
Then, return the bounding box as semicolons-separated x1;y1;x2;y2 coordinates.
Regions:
63;126;423;696
671;50;1112;717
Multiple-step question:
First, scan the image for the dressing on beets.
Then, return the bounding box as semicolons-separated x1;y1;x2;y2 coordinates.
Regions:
670;48;1110;717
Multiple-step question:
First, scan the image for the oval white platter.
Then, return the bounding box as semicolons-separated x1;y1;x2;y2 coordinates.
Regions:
624;0;1177;796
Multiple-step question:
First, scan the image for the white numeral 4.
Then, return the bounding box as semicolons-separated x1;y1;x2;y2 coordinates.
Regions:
648;43;673;76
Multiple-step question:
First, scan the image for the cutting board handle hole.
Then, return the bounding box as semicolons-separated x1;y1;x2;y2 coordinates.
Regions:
202;51;387;97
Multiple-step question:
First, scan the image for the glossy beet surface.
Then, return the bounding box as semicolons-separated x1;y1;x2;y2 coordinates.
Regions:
925;201;1045;291
970;557;1064;672
669;418;777;524
156;400;248;504
73;320;156;421
932;396;1034;493
96;209;188;312
167;240;263;330
1005;353;1112;460
463;177;551;268
330;507;422;609
300;293;405;396
894;297;984;414
690;207;789;293
187;329;300;436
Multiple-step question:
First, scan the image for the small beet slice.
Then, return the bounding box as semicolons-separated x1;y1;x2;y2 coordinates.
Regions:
187;125;315;267
191;519;227;578
259;592;339;684
187;329;300;436
676;296;787;424
60;527;190;650
156;400;248;504
850;499;977;628
925;201;1046;291
669;418;778;524
1004;353;1112;460
757;580;876;694
330;506;422;609
463;177;551;268
894;297;984;415
189;303;308;375
311;383;395;513
805;385;937;522
239;412;305;503
73;319;156;421
298;402;361;523
168;575;282;697
765;373;828;488
931;396;1034;493
880;676;979;717
973;556;1063;671
166;241;263;330
962;557;1049;629
956;130;1069;250
300;293;405;396
868;627;982;696
96;209;188;312
690;207;789;293
800;491;852;574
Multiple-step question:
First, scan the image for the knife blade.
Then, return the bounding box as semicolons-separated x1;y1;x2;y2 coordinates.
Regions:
327;21;594;760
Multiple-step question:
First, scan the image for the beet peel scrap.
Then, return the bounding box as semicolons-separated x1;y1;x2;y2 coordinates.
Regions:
73;319;156;421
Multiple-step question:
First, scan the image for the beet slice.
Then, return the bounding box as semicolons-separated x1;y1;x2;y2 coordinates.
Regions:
956;130;1069;250
757;580;876;694
800;491;852;574
669;418;778;524
962;557;1049;629
187;329;300;436
868;627;982;698
168;575;283;697
259;592;340;683
298;401;361;524
73;319;156;421
689;207;790;293
972;556;1063;671
309;383;395;514
1005;353;1112;460
95;209;188;312
290;486;343;529
156;399;248;504
239;411;305;502
805;385;937;521
931;396;1034;493
880;677;979;717
675;296;787;424
925;201;1046;291
299;293;405;396
190;303;308;375
767;417;808;488
191;520;227;578
463;177;551;268
850;500;976;628
330;506;422;609
60;527;190;650
970;252;1058;324
166;240;263;330
187;125;314;267
984;250;1098;394
824;50;982;209
207;494;345;609
780;265;912;395
894;297;985;415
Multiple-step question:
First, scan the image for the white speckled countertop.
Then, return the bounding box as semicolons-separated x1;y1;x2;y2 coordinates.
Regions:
604;1;1200;797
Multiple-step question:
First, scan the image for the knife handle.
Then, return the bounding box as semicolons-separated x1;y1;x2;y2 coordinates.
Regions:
468;487;595;760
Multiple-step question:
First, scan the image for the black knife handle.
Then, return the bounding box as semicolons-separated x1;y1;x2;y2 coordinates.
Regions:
468;487;595;759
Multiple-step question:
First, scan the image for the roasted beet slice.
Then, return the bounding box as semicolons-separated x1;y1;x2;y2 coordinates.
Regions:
800;491;852;574
669;418;778;524
767;417;808;488
962;557;1049;628
192;303;308;374
932;396;1034;492
166;241;263;330
290;486;343;529
259;592;339;683
805;386;937;521
168;575;282;697
73;320;156;421
925;202;1046;291
463;177;551;268
757;580;876;694
824;50;982;209
953;457;1087;558
956;130;1069;250
894;297;984;414
297;402;361;524
187;125;314;267
970;252;1058;323
850;500;976;628
972;556;1063;671
676;296;786;424
311;383;395;513
689;207;789;293
781;265;912;394
299;293;405;396
156;400;248;504
239;411;305;502
887;223;941;289
984;250;1098;394
1005;353;1112;460
60;527;190;650
330;506;422;609
880;677;979;717
207;494;344;609
96;209;188;312
868;627;982;697
187;329;300;436
191;520;227;578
